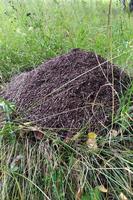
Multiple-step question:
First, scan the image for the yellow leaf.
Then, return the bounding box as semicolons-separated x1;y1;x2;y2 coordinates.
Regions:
119;192;128;200
87;132;97;139
86;132;98;150
97;185;108;193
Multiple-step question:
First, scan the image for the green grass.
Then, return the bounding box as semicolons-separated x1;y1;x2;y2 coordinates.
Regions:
0;0;133;81
0;0;133;200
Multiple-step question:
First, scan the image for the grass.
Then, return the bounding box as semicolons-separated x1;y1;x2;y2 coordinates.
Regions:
0;0;133;199
0;0;133;81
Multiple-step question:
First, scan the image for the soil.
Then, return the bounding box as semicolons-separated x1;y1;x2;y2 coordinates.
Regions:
1;48;131;136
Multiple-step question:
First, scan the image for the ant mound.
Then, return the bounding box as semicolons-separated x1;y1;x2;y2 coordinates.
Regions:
1;49;130;136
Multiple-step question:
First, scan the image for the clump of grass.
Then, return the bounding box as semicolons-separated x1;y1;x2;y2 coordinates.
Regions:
0;129;133;200
0;99;16;143
115;82;133;133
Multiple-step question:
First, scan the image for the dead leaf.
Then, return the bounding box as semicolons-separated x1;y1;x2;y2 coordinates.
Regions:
119;192;128;200
75;187;83;200
19;124;45;140
97;184;108;193
86;139;98;150
109;129;119;137
34;130;44;140
64;136;71;143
